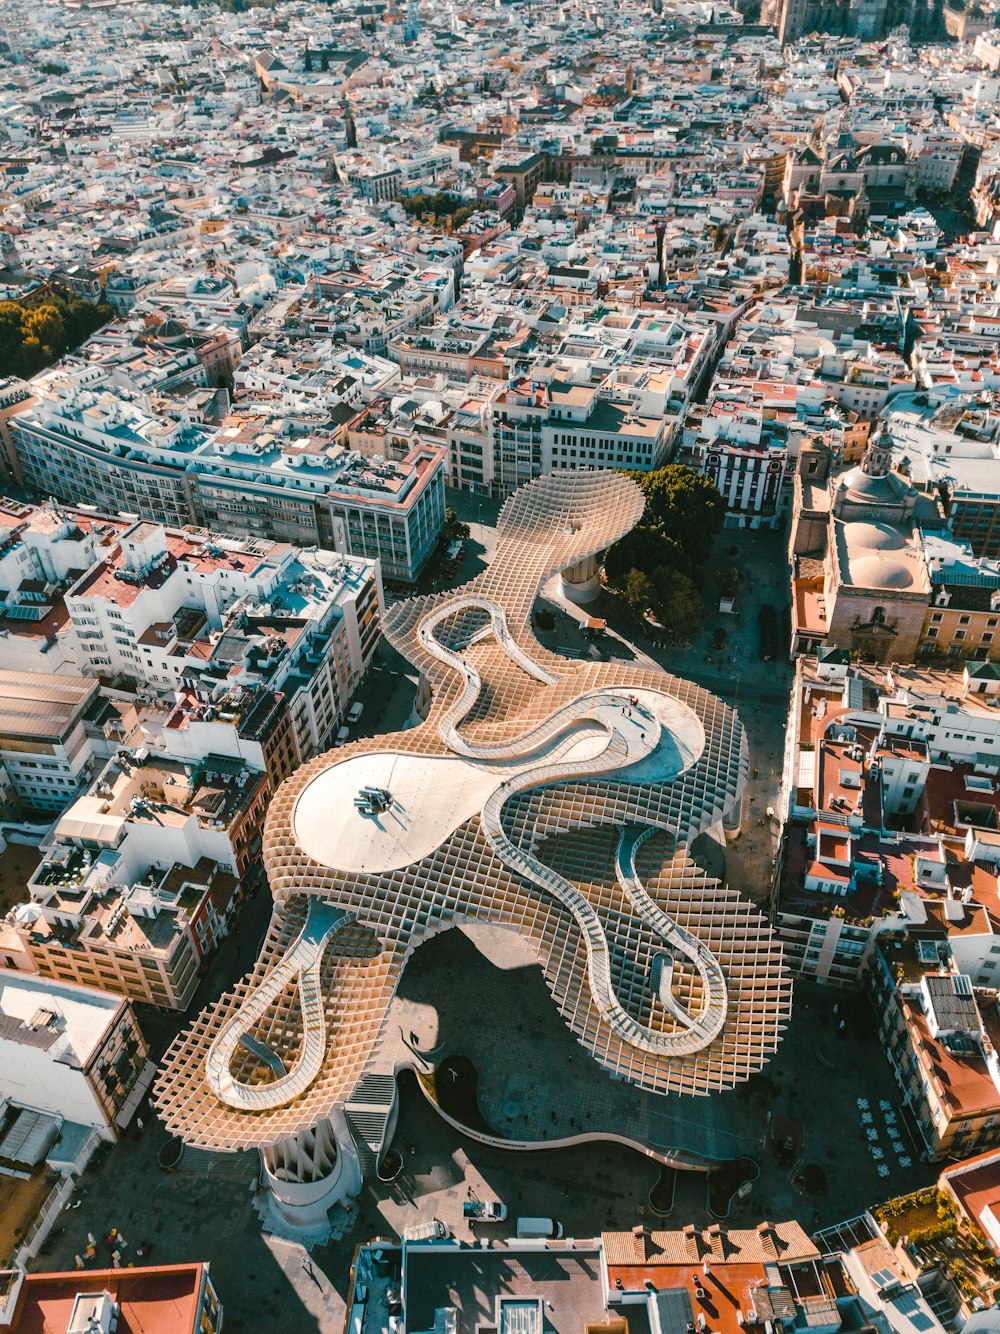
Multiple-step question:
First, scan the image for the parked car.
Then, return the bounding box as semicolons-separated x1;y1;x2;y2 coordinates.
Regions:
347;701;365;724
463;1200;507;1222
334;725;350;747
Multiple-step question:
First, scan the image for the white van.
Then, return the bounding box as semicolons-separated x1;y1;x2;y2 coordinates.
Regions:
335;725;350;747
347;702;365;724
516;1217;563;1239
402;1219;450;1243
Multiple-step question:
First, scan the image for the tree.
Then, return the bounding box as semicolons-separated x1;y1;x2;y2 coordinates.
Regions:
0;291;113;377
652;570;702;644
604;464;724;588
22;305;65;364
443;507;470;542
304;46;313;71
320;50;329;71
715;565;745;600
625;567;655;620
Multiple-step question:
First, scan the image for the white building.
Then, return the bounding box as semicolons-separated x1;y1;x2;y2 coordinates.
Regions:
0;672;111;816
65;519;382;764
0;970;153;1140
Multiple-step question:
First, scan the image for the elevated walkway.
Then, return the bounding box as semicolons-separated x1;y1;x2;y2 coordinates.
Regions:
420;588;729;1060
206;900;346;1111
615;825;727;1045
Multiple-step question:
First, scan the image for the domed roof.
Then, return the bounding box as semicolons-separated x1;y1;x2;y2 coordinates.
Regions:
842;521;908;552
848;554;916;590
838;465;907;503
157;318;188;343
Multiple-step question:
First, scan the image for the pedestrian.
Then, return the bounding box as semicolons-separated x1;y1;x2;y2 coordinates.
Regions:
136;1117;143;1132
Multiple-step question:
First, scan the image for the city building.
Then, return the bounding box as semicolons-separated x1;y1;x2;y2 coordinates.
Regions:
350;1218;949;1334
1;750;269;1009
6;370;446;584
0;971;153;1140
868;940;1000;1160
63;518;382;764
0;672;115;818
0;1263;221;1333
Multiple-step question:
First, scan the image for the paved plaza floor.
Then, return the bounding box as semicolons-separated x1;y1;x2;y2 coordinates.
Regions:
31;921;937;1334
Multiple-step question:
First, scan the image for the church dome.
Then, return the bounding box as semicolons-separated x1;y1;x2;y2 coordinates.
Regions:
837;466;907;504
848;554;916;590
841;521;908;551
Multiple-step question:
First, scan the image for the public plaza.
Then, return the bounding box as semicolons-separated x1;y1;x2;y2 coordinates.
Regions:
152;471;791;1232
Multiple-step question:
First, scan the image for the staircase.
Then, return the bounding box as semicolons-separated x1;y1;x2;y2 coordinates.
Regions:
345;1072;398;1172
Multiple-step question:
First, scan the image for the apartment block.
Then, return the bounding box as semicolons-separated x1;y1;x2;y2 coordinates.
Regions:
0;970;153;1140
65;519;381;764
2;748;268;1008
7;369;446;584
0;672;116;817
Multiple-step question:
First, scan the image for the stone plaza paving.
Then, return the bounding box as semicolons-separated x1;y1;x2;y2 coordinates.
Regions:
30;927;935;1334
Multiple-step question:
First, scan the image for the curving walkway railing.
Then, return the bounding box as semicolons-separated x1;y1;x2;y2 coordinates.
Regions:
205;900;346;1111
419;590;729;1059
615;825;727;1046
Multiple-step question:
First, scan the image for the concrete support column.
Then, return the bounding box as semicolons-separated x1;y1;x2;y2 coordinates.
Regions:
722;795;745;843
261;1108;362;1231
560;554;601;604
411;674;432;726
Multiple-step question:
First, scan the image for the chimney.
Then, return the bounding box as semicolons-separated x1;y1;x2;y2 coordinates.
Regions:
633;1225;657;1262
756;1221;778;1255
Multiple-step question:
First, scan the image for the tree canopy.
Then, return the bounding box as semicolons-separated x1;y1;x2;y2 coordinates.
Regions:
0;291;113;378
604;464;724;642
400;193;478;230
443;506;470;542
605;464;723;583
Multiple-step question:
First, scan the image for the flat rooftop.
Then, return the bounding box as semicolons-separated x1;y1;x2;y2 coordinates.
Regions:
293;688;703;875
4;1264;207;1334
0;971;121;1065
0;671;97;744
404;1246;607;1334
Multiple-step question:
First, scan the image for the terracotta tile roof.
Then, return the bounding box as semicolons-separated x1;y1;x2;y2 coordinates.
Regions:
10;1264;206;1334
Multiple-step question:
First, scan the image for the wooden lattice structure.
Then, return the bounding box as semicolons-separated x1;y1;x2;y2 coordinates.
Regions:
153;471;791;1152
